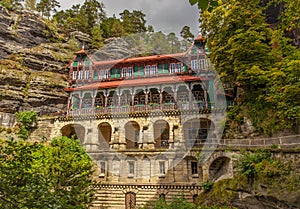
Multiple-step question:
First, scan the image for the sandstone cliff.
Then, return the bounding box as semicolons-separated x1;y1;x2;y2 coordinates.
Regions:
0;6;80;115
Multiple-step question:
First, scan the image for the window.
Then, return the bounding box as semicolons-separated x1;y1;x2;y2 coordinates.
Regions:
145;65;151;76
100;162;105;174
191;59;198;70
79;70;84;80
191;162;198;175
175;63;182;73
151;65;157;75
104;70;109;79
127;67;133;77
72;71;77;80
122;68;127;78
129;161;134;175
85;70;90;79
159;161;165;175
169;63;176;73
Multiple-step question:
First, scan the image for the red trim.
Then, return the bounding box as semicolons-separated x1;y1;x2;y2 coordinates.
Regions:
65;75;209;92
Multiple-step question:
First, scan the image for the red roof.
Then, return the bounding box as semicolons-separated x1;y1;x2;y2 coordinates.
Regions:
65;75;208;92
93;52;186;67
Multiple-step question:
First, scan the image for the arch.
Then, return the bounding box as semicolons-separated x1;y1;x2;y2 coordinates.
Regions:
193;194;198;204
61;124;85;144
107;90;118;107
120;89;132;106
98;122;112;150
82;92;92;108
153;120;170;149
209;156;231;181
71;93;80;110
182;118;214;147
125;192;136;209
191;84;205;108
149;87;160;105
95;91;105;107
134;90;146;105
125;121;140;149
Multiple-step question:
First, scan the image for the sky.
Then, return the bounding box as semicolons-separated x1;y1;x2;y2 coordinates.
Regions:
59;0;200;37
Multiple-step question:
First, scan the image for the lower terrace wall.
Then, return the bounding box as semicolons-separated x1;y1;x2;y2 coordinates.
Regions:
28;117;300;208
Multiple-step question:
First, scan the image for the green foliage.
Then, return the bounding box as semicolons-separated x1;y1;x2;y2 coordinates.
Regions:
15;111;37;139
189;0;218;11
202;180;214;191
194;0;300;135
237;149;291;182
141;196;197;209
0;0;23;11
0;136;95;208
53;0;105;35
119;9;147;35
89;26;103;49
25;0;36;10
15;110;37;130
36;0;60;18
237;149;271;177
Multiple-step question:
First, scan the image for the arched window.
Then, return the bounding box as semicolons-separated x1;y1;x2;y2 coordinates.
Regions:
183;118;214;147
125;121;140;149
154;120;170;149
125;192;136;209
98;122;112;150
61;124;85;144
82;93;92;109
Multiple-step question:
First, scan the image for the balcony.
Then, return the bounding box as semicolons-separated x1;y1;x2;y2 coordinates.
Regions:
67;101;217;116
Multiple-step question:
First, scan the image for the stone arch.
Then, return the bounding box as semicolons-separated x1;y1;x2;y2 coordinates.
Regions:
98;122;112;150
153;120;170;149
61;124;85;144
125;121;140;149
208;156;231;181
82;92;92;108
182;118;214;147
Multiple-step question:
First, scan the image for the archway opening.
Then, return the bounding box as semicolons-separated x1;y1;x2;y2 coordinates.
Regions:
183;118;214;147
61;124;85;144
125;121;140;149
209;156;231;181
98;122;112;150
154;120;170;149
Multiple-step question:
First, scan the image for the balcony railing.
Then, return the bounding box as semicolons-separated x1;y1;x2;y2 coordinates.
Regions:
68;102;216;116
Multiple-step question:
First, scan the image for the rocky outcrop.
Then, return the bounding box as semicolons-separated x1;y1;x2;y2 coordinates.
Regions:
0;6;77;115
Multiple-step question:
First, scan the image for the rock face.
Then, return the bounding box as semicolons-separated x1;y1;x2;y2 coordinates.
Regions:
0;6;77;115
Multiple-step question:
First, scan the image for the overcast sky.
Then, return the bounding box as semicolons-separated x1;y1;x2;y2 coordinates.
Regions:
59;0;200;37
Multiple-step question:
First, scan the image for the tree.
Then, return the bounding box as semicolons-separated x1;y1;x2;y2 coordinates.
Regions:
36;0;60;18
119;9;147;34
90;26;103;49
15;110;37;139
167;32;182;53
100;16;125;38
80;0;105;33
190;0;300;134
0;136;95;208
0;0;23;11
53;0;105;35
180;26;195;51
180;26;194;42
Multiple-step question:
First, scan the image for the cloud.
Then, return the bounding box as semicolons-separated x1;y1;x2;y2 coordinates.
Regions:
59;0;199;36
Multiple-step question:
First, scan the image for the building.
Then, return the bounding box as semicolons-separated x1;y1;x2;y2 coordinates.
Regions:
60;36;229;208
